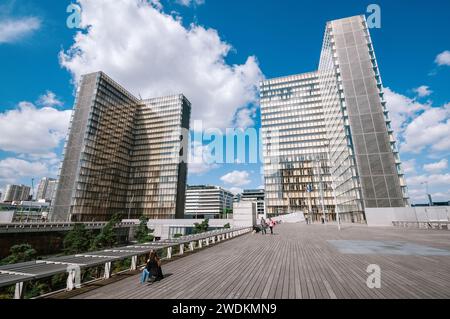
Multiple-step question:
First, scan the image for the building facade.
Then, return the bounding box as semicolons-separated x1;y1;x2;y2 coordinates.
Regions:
51;72;190;222
261;73;336;220
36;178;57;202
240;189;266;217
2;185;31;203
318;15;408;222
261;15;408;222
185;185;234;219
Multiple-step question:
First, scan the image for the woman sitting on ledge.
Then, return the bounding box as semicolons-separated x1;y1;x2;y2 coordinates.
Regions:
141;251;164;284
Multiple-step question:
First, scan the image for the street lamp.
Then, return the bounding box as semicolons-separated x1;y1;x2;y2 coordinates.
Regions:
421;181;432;207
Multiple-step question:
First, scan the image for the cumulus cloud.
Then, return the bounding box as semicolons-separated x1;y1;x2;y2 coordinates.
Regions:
402;159;416;174
435;50;450;66
60;0;263;130
228;187;243;195
384;87;429;139
0;158;49;185
384;88;450;155
37;91;63;107
0;17;41;44
234;106;257;129
176;0;205;7
188;141;220;174
413;85;432;98
0;101;72;155
401;103;450;154
423;159;448;173
220;170;251;186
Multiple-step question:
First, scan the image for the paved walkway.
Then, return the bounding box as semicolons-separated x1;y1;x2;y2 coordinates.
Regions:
69;224;450;299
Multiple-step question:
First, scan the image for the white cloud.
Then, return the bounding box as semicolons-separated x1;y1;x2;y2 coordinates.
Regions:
413;85;432;98
176;0;205;7
423;159;448;173
0;101;72;155
0;158;49;185
234;106;257;129
401;103;450;154
37;91;63;107
435;50;450;66
384;87;429;139
188;141;219;175
228;187;243;195
60;0;263;130
220;170;251;186
402;159;416;174
0;17;41;44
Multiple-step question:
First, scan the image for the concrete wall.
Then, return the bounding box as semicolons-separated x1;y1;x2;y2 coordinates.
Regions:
233;201;256;228
366;207;450;227
0;211;14;223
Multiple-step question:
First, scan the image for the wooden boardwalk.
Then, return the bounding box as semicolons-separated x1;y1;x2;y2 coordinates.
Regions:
67;224;450;299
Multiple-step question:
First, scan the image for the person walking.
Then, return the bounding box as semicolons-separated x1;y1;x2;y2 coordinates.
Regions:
260;217;267;235
268;218;275;235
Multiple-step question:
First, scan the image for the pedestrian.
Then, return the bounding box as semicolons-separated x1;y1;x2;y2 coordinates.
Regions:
260;217;267;235
141;251;164;284
268;218;275;235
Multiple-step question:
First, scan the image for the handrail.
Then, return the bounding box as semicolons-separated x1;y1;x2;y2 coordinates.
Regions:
0;226;253;299
393;221;450;230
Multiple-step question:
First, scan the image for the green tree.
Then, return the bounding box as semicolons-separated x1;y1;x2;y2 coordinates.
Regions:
135;216;154;243
0;244;37;265
173;233;183;239
63;223;94;255
91;213;121;250
193;218;209;234
223;223;231;229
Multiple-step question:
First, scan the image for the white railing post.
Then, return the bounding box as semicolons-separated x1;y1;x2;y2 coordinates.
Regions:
167;247;173;259
131;256;138;271
189;241;195;251
14;282;24;299
198;239;203;249
211;236;216;244
179;244;184;255
206;238;210;246
104;262;112;279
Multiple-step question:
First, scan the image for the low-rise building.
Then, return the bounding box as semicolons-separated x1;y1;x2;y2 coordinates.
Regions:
185;185;234;219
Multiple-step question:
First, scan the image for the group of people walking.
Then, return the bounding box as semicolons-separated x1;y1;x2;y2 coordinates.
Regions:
260;217;275;235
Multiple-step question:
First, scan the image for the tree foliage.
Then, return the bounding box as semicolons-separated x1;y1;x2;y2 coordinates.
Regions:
135;216;154;243
90;213;121;250
63;223;94;255
193;218;209;234
223;223;231;229
0;244;37;265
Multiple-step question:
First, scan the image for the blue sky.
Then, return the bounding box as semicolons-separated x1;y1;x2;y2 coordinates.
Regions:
0;0;449;204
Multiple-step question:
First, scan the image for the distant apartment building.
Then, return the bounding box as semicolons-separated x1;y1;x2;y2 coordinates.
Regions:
239;189;265;217
3;184;31;203
51;72;191;222
36;178;57;202
261;15;408;222
185;185;234;219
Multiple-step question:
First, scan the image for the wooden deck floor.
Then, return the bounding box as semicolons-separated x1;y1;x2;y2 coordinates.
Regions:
69;224;450;299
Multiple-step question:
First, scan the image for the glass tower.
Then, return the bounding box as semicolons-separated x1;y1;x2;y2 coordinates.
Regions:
261;73;335;220
261;15;408;222
51;72;191;222
319;15;408;222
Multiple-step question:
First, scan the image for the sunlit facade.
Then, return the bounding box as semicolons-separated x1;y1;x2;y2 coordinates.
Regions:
51;72;190;222
261;15;408;222
319;15;408;222
261;73;336;220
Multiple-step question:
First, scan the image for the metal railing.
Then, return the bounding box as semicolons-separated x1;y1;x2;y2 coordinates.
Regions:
0;227;252;299
0;221;137;233
393;221;450;230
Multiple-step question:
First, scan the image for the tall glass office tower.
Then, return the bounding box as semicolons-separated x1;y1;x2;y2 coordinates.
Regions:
51;72;190;222
319;15;408;222
261;73;335;220
261;15;408;222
